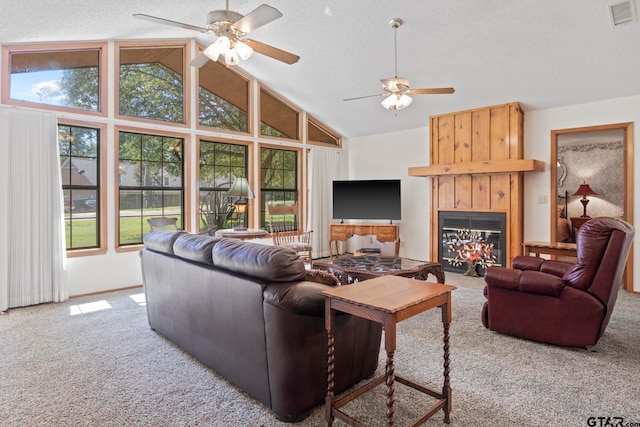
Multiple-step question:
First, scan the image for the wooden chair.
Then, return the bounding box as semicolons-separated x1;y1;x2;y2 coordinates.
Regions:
266;204;313;263
147;217;179;231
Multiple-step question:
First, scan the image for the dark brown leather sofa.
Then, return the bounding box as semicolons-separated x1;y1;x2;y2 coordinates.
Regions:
482;217;634;348
140;231;382;422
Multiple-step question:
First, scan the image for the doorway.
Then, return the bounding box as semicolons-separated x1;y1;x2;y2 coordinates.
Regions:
550;122;634;291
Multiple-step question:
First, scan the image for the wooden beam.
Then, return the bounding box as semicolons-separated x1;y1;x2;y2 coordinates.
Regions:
408;159;545;177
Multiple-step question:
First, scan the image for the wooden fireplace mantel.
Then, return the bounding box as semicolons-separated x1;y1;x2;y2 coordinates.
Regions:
408;159;545;177
418;101;536;268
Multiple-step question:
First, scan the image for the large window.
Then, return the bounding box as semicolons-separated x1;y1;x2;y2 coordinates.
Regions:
118;131;184;245
118;44;185;123
199;140;249;233
259;87;299;139
260;147;298;228
7;46;103;112
2;41;341;255
198;59;249;132
59;124;101;250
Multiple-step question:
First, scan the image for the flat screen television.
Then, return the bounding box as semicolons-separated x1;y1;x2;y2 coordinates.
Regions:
332;179;401;221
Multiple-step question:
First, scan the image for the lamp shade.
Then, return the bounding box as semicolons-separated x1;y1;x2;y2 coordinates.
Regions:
572;182;597;197
227;177;254;199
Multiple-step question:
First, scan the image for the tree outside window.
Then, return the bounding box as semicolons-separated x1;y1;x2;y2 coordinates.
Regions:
119;46;185;123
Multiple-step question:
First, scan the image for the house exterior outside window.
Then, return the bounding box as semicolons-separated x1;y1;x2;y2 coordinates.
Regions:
260;146;299;229
59;124;101;250
117;130;184;245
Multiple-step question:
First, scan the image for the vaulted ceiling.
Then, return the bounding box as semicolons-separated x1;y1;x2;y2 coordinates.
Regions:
2;0;640;138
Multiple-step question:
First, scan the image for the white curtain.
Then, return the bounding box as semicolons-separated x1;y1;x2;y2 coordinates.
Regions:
0;107;67;312
308;149;347;259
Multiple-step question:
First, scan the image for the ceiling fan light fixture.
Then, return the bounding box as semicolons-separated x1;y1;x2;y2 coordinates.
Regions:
225;48;240;65
233;40;253;60
397;94;412;109
204;36;231;61
381;94;396;110
381;93;412;110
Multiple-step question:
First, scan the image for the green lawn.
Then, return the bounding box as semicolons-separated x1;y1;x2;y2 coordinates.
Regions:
66;215;180;249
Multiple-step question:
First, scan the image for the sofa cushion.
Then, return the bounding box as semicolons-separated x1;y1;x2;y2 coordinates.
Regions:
173;233;222;265
212;239;306;282
143;230;186;256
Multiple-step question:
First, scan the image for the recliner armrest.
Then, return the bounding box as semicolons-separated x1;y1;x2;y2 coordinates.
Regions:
485;267;565;297
485;266;521;290
519;270;565;297
512;256;544;271
512;256;573;278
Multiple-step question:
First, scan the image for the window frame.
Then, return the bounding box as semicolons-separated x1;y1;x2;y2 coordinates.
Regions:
2;42;108;116
114;126;188;251
259;144;303;230
306;115;342;148
115;40;192;128
258;84;302;143
197;137;253;233
59;119;108;257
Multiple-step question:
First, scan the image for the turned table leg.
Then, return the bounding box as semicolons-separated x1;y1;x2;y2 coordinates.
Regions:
442;305;452;424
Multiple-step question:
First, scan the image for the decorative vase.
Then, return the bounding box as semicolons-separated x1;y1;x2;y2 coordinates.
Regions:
463;260;479;277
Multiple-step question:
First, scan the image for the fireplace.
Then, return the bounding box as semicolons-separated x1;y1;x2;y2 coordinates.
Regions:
438;211;506;276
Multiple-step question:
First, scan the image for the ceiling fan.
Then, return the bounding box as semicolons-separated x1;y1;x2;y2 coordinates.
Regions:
133;1;300;67
344;18;454;111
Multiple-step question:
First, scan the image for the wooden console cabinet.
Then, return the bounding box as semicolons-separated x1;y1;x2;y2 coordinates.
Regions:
329;223;399;259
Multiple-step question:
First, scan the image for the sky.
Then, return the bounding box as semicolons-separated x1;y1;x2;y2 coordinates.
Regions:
10;69;64;105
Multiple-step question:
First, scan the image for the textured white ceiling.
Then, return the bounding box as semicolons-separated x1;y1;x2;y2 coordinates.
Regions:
1;0;639;138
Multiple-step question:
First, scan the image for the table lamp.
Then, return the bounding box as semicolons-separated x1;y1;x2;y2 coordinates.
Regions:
572;182;597;218
227;177;254;230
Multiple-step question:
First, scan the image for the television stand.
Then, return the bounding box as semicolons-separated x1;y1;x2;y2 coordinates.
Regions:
329;223;399;259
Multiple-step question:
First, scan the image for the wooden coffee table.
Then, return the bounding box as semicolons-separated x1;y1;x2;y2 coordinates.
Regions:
322;275;456;426
313;255;445;285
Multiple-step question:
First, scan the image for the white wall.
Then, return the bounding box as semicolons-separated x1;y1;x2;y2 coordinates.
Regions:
345;127;431;260
346;95;640;292
525;94;640;292
66;252;143;296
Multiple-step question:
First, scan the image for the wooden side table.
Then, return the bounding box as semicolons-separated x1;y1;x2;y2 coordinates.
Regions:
322;275;456;426
522;241;577;258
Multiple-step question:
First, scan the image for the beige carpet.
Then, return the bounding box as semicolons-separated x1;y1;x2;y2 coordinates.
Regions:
1;272;638;426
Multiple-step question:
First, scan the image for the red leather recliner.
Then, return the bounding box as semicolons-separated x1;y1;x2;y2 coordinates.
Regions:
482;217;635;347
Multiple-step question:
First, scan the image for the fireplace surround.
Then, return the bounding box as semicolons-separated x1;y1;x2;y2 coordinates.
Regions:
439;211;506;276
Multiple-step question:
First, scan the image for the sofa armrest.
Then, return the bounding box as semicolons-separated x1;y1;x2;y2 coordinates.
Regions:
486;267;565;297
263;281;332;317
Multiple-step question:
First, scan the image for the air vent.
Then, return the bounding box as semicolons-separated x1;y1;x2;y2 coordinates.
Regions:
608;0;637;26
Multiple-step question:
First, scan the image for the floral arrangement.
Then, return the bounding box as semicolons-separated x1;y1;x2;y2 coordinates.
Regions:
445;229;497;277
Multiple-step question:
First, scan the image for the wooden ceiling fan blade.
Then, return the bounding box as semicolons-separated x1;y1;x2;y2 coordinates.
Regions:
233;4;282;34
243;39;299;64
408;87;456;95
189;51;210;68
133;14;208;33
343;93;386;102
